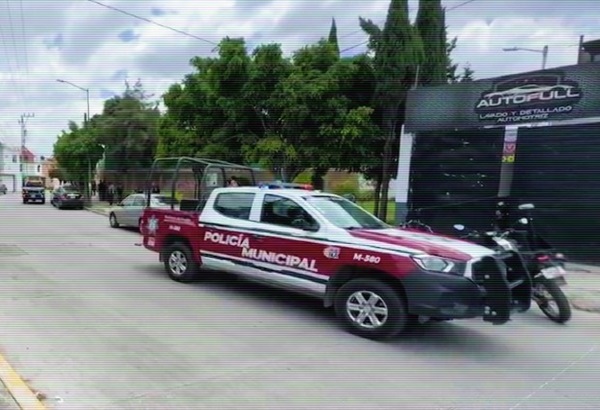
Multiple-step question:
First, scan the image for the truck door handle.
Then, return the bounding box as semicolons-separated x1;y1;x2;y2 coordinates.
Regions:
252;234;265;241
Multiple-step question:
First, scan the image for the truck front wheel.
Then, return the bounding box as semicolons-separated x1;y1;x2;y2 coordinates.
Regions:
163;242;199;283
334;278;408;340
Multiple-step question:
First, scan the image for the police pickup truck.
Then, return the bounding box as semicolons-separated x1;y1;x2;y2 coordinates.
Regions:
141;186;532;340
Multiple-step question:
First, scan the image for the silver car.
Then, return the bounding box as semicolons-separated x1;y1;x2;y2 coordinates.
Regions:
108;193;179;231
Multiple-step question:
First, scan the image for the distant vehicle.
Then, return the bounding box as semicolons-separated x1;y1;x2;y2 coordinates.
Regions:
484;84;573;98
51;185;84;209
0;183;6;195
22;176;46;204
258;181;314;190
109;193;179;231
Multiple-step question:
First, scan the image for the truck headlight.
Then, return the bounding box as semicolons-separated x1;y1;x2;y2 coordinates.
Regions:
411;255;466;275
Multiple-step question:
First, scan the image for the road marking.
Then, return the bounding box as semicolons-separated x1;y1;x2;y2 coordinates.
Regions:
509;344;598;409
0;354;45;410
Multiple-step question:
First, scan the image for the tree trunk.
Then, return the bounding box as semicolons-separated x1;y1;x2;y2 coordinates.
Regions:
311;168;327;190
378;117;397;222
373;175;382;217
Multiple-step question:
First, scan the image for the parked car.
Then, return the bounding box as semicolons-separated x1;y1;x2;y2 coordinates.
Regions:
51;185;84;209
109;193;179;231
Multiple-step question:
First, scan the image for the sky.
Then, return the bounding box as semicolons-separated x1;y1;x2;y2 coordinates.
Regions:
0;0;599;158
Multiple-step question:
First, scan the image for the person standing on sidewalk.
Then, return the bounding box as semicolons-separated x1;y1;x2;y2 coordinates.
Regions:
116;183;124;202
107;182;116;206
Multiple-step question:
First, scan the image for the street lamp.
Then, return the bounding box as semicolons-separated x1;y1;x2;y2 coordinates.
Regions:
502;45;549;70
56;78;93;206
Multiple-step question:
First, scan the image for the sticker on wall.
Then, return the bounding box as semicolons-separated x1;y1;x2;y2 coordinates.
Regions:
503;142;516;155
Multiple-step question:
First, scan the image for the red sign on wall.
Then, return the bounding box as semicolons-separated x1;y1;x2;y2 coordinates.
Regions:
503;142;516;155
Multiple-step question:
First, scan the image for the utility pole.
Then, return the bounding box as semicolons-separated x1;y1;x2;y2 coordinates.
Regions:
18;113;35;172
56;79;93;206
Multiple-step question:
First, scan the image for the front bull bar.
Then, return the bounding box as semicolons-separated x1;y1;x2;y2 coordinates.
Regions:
472;251;533;324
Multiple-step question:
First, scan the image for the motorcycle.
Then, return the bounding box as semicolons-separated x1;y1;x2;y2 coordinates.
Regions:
454;202;571;324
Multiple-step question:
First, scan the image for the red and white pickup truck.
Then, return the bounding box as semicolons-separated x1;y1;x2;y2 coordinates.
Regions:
141;184;532;340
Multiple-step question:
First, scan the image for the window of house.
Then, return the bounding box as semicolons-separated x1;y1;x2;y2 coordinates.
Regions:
214;192;255;220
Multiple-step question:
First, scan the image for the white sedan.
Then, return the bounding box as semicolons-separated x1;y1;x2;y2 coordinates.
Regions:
108;193;178;231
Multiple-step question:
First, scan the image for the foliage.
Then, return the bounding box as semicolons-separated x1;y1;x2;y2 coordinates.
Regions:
359;0;424;220
292;169;313;184
328;18;340;56
416;0;448;86
331;178;359;197
97;79;161;172
53;121;104;184
55;5;473;212
460;64;475;82
160;36;380;183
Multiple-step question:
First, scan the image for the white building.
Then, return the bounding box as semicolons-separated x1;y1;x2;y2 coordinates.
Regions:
0;140;22;192
20;147;43;177
0;142;44;192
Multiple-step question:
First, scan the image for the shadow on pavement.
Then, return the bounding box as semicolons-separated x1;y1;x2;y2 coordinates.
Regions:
133;264;514;354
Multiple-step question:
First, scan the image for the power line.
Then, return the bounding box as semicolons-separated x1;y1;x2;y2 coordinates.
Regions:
86;0;218;45
18;0;31;77
340;0;479;54
446;0;477;12
340;40;368;54
0;1;26;109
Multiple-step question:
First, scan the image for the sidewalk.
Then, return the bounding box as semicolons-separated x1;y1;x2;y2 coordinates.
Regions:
85;196;112;216
564;263;600;313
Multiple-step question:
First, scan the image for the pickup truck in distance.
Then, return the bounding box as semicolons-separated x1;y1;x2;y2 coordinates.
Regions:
22;177;46;204
140;157;532;340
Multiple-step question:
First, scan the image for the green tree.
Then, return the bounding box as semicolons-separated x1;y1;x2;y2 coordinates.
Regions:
446;37;460;82
53;121;104;192
244;39;379;183
97;79;161;172
328;18;340;56
416;0;448;86
460;63;475;82
359;0;424;220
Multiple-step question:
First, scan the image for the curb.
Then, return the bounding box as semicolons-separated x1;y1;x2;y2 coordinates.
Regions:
0;354;45;410
85;207;109;217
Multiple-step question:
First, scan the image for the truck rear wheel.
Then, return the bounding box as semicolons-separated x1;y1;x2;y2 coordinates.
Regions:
164;242;199;283
334;278;408;340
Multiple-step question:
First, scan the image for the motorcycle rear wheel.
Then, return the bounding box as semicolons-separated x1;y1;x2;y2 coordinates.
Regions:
535;278;572;323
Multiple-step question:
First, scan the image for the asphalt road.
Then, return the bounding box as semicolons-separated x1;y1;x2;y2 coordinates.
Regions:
0;193;599;410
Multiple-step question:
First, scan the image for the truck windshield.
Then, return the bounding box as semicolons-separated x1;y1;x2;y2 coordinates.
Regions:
305;196;388;230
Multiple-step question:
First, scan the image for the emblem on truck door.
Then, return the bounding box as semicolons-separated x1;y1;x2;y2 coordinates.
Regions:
323;246;341;259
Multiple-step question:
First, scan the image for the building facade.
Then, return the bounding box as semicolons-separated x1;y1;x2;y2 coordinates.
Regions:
21;147;43;177
0;142;45;192
41;157;61;189
0;141;22;192
397;60;600;262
